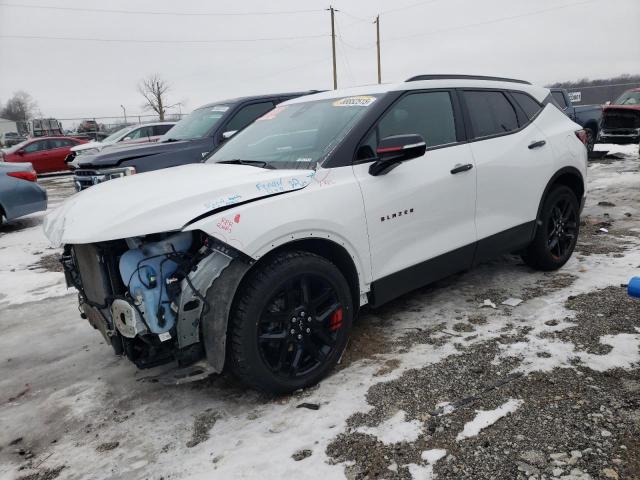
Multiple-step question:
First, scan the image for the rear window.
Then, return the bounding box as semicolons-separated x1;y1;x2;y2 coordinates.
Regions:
511;92;543;121
464;91;519;138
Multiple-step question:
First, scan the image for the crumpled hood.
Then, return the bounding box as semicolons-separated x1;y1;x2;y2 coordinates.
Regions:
44;163;314;246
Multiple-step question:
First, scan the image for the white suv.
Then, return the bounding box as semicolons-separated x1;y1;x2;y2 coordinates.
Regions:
45;75;588;393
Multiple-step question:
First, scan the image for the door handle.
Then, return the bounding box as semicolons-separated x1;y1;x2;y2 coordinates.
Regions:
528;140;546;149
450;163;473;175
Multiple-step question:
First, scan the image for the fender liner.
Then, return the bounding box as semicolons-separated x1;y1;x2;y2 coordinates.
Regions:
200;258;251;373
533;166;585;236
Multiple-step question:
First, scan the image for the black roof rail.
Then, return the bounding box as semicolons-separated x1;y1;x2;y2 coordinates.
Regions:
406;74;531;85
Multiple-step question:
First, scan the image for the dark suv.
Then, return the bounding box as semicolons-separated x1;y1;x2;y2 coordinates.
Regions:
72;91;317;190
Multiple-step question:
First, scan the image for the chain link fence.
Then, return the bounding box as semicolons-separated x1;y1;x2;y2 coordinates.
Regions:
0;112;188;145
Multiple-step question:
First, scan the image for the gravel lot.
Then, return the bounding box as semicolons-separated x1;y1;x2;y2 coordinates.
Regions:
0;145;638;480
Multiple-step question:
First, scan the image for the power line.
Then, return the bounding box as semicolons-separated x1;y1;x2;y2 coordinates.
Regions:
0;33;329;45
386;0;599;42
0;2;324;17
380;0;442;15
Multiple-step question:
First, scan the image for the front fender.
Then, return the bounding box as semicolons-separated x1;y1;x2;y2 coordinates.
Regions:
184;166;372;292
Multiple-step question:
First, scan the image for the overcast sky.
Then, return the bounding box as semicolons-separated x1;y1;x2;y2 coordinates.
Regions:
1;0;639;123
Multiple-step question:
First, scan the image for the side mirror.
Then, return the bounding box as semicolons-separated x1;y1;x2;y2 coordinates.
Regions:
222;130;237;140
122;136;132;141
369;134;426;176
16;150;25;156
604;101;611;106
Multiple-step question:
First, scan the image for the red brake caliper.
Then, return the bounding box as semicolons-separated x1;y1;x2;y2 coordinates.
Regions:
328;307;343;331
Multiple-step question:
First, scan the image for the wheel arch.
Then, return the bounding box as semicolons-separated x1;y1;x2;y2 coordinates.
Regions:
535;167;585;229
247;237;362;314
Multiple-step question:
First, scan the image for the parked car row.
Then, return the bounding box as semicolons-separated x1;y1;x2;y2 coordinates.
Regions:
44;75;590;393
70;92;316;190
0;161;47;226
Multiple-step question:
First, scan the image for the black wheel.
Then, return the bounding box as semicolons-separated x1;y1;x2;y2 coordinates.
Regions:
228;251;353;394
585;128;595;156
523;185;579;271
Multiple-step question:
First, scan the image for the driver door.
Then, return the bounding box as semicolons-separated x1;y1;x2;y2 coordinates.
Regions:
352;90;477;302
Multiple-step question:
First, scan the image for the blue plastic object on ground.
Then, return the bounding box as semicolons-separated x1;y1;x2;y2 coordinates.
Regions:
628;276;640;298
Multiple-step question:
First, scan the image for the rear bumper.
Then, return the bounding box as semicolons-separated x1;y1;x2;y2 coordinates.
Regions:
4;181;47;220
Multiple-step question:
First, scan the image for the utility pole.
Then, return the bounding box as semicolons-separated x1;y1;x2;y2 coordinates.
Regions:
120;104;127;124
375;15;381;84
328;6;338;90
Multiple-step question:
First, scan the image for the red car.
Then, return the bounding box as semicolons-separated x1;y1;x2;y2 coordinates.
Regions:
1;136;88;173
599;88;640;152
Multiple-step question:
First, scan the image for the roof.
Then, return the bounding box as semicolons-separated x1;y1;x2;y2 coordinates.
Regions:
196;91;320;110
285;76;550;104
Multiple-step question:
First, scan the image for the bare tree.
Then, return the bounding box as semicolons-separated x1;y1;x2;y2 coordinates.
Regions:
1;91;38;121
137;74;176;121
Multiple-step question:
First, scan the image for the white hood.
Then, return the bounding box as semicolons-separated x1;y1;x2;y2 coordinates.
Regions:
71;141;103;152
44;163;314;246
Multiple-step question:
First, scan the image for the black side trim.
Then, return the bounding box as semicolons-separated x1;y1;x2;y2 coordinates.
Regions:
473;221;536;266
406;74;531;85
182;189;299;229
368;243;475;308
368;221;537;308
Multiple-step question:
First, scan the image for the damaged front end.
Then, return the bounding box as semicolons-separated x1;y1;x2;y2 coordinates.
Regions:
599;107;640;145
61;231;251;377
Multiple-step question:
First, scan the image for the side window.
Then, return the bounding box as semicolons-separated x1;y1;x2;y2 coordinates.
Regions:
153;124;173;136
224;102;275;133
127;126;151;140
23;140;47;153
357;91;457;161
551;91;567;110
464;91;519;138
49;138;72;148
511;92;543;121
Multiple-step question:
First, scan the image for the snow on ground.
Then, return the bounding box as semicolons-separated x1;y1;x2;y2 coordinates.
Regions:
455;399;523;441
0;177;73;307
0;144;639;480
356;410;423;444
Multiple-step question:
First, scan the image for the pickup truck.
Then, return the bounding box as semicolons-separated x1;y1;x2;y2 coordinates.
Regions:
72;91;317;191
599;88;640;154
550;88;602;154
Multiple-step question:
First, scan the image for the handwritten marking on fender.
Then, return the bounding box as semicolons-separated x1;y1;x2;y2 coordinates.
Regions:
205;194;242;210
234;214;241;223
216;217;234;233
256;178;285;194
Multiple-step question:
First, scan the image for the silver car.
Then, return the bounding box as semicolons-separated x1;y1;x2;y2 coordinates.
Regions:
0;162;47;226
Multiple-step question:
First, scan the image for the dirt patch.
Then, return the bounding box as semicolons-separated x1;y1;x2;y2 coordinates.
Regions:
337;316;392;370
186;409;219;448
16;466;65;480
576;216;639;256
95;441;119;452
327;335;640;480
28;253;63;273
555;286;640;354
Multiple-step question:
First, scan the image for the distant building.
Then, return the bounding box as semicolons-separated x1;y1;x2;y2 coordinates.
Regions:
0;117;18;136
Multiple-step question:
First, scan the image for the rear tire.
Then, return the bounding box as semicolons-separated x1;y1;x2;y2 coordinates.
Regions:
228;251;353;394
522;185;579;271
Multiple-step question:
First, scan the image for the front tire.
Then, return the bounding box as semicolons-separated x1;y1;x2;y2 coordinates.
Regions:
228;251;353;394
522;185;579;271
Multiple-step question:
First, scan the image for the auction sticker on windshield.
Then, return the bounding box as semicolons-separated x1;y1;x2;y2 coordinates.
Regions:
257;106;287;121
333;96;376;107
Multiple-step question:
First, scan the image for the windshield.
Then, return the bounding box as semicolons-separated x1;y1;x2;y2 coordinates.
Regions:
614;91;640;106
102;126;132;144
160;105;229;141
206;95;379;169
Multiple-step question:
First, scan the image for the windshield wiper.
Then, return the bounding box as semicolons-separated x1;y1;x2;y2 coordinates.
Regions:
162;138;182;143
217;159;274;169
